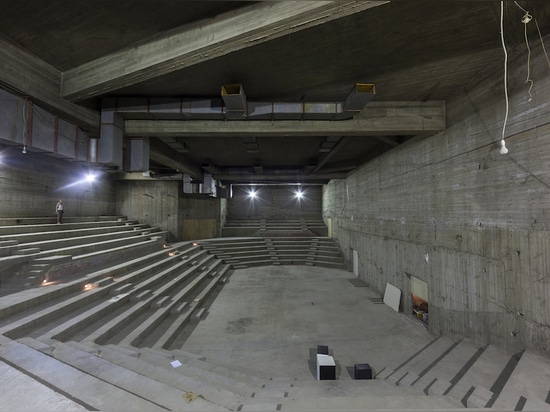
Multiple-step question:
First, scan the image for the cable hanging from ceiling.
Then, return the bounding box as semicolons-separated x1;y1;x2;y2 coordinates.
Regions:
499;0;509;155
500;1;550;155
514;1;534;101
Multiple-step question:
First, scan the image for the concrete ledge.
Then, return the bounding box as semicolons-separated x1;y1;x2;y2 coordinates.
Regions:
0;336;170;412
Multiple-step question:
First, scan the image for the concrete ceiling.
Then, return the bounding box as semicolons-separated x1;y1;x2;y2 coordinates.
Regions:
1;0;549;185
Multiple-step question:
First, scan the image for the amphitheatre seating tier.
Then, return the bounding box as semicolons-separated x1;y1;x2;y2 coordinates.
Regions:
0;235;548;410
0;217;167;288
0;241;232;383
198;236;345;269
0;219;548;411
222;218;328;237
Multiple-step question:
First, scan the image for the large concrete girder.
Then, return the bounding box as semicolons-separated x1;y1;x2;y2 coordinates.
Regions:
124;101;445;137
149;138;204;181
214;172;345;185
61;1;389;101
0;37;99;132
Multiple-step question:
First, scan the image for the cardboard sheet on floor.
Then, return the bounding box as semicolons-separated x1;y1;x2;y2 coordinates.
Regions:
383;282;401;312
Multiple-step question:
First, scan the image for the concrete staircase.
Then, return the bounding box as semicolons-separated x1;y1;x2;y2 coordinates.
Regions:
222;218;329;237
198;236;346;270
2;329;549;411
374;334;550;411
0;216;166;289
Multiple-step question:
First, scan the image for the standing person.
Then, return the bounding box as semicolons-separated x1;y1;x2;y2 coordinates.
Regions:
55;199;64;224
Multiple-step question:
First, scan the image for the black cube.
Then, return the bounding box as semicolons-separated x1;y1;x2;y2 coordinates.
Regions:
317;345;329;355
319;363;336;380
354;363;373;380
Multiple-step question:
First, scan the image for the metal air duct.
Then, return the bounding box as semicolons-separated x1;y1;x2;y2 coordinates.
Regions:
221;84;247;119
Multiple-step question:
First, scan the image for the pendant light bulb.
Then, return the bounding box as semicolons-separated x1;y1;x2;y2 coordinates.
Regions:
499;139;508;155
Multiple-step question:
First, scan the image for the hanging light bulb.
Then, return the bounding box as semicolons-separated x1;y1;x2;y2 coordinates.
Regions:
500;139;509;155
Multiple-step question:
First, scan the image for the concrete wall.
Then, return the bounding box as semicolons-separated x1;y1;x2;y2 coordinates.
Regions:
115;179;224;241
228;185;322;219
323;37;550;356
181;194;223;240
115;180;182;241
0;144;115;219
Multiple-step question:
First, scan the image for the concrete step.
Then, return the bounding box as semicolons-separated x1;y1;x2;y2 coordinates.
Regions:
33;254;73;265
445;344;517;407
0;240;19;257
35;338;228;411
0;350;89;412
0;217;129;234
385;335;458;384
82;341;245;410
135;347;256;397
275;392;464;411
412;338;482;394
0;223;148;244
0;335;173;412
490;350;549;410
12;247;40;255
0;242;194;324
140;347;268;388
84;298;154;345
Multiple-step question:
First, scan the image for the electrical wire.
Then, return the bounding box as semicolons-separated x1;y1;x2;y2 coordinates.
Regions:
499;1;509;155
535;18;550;72
515;1;533;101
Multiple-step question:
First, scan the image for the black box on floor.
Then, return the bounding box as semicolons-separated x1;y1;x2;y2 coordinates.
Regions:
317;345;329;355
354;363;373;380
319;364;336;380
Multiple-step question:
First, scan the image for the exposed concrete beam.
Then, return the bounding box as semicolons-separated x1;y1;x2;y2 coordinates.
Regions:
0;36;100;133
61;1;388;101
125;101;445;137
215;172;346;184
375;136;401;147
149;138;204;181
312;137;349;173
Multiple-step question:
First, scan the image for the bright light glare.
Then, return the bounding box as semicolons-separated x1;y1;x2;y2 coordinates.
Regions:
86;173;96;183
248;190;257;199
295;190;303;199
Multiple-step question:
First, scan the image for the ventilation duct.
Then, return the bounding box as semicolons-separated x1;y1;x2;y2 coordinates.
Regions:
0;88;89;160
124;137;150;172
107;83;375;122
99;99;124;169
221;84;247;119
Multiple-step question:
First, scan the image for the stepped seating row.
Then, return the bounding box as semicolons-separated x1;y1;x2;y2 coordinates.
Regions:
0;219;547;411
372;335;550;411
4;330;548;411
222;218;328;237
1;242;230;349
0;217;167;289
0;215;121;228
198;237;346;270
0;234;244;410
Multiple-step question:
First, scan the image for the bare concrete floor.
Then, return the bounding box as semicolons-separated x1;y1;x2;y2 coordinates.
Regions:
183;265;433;381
